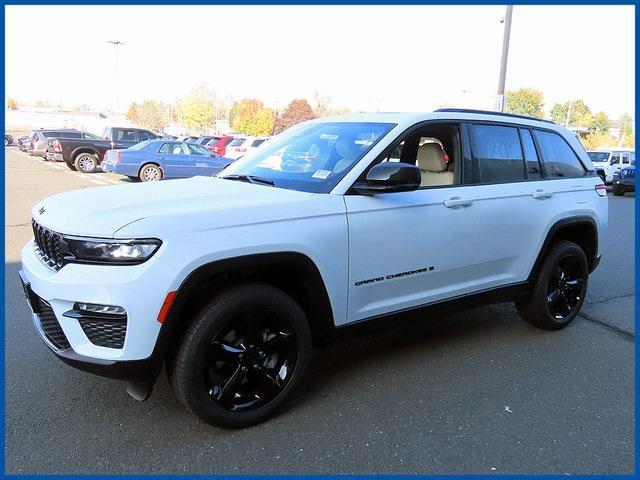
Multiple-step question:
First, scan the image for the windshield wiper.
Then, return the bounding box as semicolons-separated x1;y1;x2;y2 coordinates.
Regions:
219;174;275;186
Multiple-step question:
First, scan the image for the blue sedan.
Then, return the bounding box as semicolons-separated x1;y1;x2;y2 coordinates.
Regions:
102;139;232;181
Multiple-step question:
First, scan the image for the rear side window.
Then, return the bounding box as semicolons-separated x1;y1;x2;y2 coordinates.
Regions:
469;124;525;183
534;130;586;178
229;138;246;147
251;139;266;147
520;129;542;179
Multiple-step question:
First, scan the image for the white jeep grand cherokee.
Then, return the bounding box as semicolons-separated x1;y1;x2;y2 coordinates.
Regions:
20;109;608;428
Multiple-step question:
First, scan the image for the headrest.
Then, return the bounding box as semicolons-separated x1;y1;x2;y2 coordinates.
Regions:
417;143;447;172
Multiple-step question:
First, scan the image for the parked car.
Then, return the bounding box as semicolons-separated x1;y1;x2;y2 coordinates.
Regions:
5;134;14;146
612;162;635;196
51;127;158;173
206;135;234;156
17;135;31;151
195;135;219;146
45;131;101;161
176;136;199;142
102;140;231;181
27;129;82;158
225;136;269;160
587;148;635;183
20;109;606;428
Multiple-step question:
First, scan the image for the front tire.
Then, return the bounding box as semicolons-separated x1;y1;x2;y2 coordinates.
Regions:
172;284;311;428
517;240;588;330
139;163;163;182
613;185;626;196
74;153;99;173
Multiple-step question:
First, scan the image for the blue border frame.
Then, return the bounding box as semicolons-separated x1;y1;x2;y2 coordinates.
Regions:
1;2;637;477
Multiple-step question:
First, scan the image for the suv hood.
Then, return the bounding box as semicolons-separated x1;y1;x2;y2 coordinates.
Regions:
32;177;315;237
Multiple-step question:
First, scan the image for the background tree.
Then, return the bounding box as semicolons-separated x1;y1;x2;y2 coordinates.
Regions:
181;83;219;134
125;100;166;132
313;91;333;117
504;87;544;118
126;102;140;123
590;111;611;132
230;99;274;136
7;98;18;110
550;99;592;127
273;99;316;134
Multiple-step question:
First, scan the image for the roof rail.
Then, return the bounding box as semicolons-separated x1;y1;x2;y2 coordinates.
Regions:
434;108;555;125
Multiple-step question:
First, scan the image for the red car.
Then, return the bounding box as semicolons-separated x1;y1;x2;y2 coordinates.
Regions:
206;135;234;156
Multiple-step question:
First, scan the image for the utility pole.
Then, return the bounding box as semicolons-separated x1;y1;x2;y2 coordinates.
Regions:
108;40;125;114
496;5;513;112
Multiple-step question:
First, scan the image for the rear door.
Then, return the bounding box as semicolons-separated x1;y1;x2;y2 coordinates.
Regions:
461;123;549;289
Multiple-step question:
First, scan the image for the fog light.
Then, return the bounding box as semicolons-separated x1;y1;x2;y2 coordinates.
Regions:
74;302;125;315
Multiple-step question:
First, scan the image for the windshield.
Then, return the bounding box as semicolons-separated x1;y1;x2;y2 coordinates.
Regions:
221;122;395;193
588;151;611;163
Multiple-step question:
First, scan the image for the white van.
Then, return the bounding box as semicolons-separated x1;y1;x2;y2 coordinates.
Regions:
587;148;635;183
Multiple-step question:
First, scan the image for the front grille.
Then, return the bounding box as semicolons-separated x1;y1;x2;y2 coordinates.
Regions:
77;317;127;349
622;169;635;178
33;295;71;350
32;219;65;270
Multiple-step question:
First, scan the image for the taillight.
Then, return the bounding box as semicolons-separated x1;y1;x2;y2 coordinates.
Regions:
53;140;62;152
114;151;121;164
595;184;607;197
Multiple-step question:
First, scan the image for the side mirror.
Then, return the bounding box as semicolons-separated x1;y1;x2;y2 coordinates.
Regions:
353;162;421;195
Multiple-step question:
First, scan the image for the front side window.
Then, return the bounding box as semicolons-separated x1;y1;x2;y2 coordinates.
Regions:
534;130;586;178
221;122;395;193
469;124;525;183
610;154;620;165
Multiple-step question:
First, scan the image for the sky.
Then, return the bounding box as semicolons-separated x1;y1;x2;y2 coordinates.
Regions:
5;5;635;119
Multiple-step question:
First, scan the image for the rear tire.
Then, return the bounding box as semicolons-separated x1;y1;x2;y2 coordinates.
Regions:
171;284;311;428
613;185;626;196
516;240;588;330
74;153;99;173
139;163;163;182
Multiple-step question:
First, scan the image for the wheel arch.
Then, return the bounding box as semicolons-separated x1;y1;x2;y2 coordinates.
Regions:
155;252;335;364
528;216;599;282
71;147;100;162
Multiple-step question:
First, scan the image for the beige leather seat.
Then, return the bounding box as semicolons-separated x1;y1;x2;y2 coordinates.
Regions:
416;143;454;186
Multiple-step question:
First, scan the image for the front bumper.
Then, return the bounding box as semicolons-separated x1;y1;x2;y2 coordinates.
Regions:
613;178;635;191
20;239;179;380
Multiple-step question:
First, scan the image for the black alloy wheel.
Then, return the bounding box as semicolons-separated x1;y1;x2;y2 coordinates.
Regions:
205;308;297;412
545;254;587;320
172;284;311;428
517;240;588;330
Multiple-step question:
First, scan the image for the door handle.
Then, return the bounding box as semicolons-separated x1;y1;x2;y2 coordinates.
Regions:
443;197;473;208
532;190;553;199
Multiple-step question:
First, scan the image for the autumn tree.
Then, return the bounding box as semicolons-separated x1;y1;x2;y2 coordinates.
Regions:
230;99;274;136
504;87;544;118
7;98;18;110
126;102;140;122
273;99;316;134
550;99;592;127
590;111;611;132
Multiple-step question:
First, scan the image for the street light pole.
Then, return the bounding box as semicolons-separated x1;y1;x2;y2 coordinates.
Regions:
108;40;125;114
497;5;513;112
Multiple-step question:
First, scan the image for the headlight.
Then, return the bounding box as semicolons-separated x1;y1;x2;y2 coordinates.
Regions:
64;237;161;265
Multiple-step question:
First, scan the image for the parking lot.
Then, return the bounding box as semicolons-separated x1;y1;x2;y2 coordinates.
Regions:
4;146;635;474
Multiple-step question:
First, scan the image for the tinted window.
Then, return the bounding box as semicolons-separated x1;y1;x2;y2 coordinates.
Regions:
137;131;156;141
588;151;610;163
251;139;266;147
610;154;620;165
116;129;138;142
469;124;525;183
534;130;586;178
186;143;210;155
229;138;246;147
520;129;542;179
83;132;100;140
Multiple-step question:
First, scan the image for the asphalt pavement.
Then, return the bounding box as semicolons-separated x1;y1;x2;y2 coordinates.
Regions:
4;147;635;474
